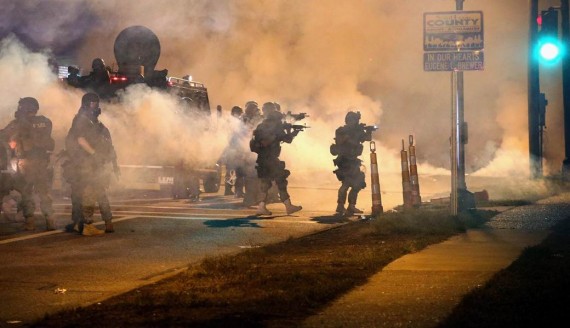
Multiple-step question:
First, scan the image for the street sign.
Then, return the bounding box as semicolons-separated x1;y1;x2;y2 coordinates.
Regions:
424;11;484;51
424;11;484;72
424;51;484;71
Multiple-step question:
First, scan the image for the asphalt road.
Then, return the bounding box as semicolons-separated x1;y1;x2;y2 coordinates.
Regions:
0;189;349;325
0;173;541;325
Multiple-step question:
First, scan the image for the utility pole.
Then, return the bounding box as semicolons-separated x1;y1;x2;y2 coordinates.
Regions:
450;0;474;215
529;0;542;178
561;0;570;177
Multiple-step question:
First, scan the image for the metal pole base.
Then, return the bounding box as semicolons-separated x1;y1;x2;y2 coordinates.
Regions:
562;159;570;180
458;188;476;212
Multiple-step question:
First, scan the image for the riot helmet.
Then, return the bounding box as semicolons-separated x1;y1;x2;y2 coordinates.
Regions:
82;92;101;117
345;111;361;125
81;92;100;107
245;100;258;109
262;102;277;116
231;106;243;118
244;100;259;117
17;97;39;113
91;58;106;71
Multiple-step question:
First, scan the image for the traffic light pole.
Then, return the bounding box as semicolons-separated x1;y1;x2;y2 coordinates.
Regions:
561;0;570;177
529;0;542;178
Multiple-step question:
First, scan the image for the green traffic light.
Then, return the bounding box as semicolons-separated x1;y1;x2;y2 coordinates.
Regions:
539;41;561;61
537;8;562;64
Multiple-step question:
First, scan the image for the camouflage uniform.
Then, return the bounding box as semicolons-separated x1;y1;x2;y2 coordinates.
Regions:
332;111;372;216
0;97;56;231
251;110;302;215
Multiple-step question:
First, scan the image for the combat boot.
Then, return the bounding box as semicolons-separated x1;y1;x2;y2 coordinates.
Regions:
45;215;57;231
335;203;345;216
65;221;82;234
346;204;363;216
82;223;105;236
255;202;272;216
284;199;302;215
24;216;35;231
105;221;114;233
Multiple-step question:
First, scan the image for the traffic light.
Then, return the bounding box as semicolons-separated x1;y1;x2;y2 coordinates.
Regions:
537;8;563;63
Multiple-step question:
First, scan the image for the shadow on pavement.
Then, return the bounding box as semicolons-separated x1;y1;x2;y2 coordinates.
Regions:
311;215;351;224
202;216;273;228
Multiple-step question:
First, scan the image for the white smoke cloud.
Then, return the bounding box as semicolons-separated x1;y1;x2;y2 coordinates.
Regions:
0;37;235;183
103;85;231;166
0;35;80;140
1;0;565;206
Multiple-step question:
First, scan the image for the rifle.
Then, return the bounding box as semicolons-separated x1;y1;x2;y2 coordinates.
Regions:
284;123;310;132
286;111;309;122
361;124;378;134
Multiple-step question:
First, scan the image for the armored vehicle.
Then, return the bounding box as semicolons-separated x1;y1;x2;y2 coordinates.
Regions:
61;26;220;197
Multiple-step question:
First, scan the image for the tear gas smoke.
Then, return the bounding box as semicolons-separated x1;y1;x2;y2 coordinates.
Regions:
103;86;231;167
0;37;235;174
0;0;98;56
0;0;565;208
0;36;78;134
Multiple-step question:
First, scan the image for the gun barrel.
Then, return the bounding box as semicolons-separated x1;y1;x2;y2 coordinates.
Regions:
287;112;309;121
285;123;310;130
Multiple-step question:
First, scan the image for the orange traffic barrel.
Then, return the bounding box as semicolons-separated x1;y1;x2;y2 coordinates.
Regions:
408;135;422;207
401;139;412;209
370;141;383;215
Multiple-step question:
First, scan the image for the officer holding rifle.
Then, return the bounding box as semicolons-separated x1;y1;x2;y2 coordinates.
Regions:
330;111;376;216
249;102;308;216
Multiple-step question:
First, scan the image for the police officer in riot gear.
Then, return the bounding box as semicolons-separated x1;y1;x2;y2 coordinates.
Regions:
221;106;246;197
64;93;119;236
250;105;302;215
0;97;56;231
243;100;262;128
331;111;373;216
81;58;111;97
241;100;263;207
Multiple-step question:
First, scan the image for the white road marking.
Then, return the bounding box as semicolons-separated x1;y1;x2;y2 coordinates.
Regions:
0;230;62;244
0;216;139;245
0;211;322;245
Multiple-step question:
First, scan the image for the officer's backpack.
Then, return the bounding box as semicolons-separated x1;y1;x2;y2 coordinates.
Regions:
333;127;364;158
249;136;262;153
330;143;339;156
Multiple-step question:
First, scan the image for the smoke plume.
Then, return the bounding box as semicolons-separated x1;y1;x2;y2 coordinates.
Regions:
0;0;565;207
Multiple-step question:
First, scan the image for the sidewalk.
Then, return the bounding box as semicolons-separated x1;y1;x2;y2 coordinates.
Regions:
303;193;570;328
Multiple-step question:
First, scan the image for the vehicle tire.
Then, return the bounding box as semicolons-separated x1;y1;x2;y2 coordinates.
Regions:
171;177;189;199
203;173;220;193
